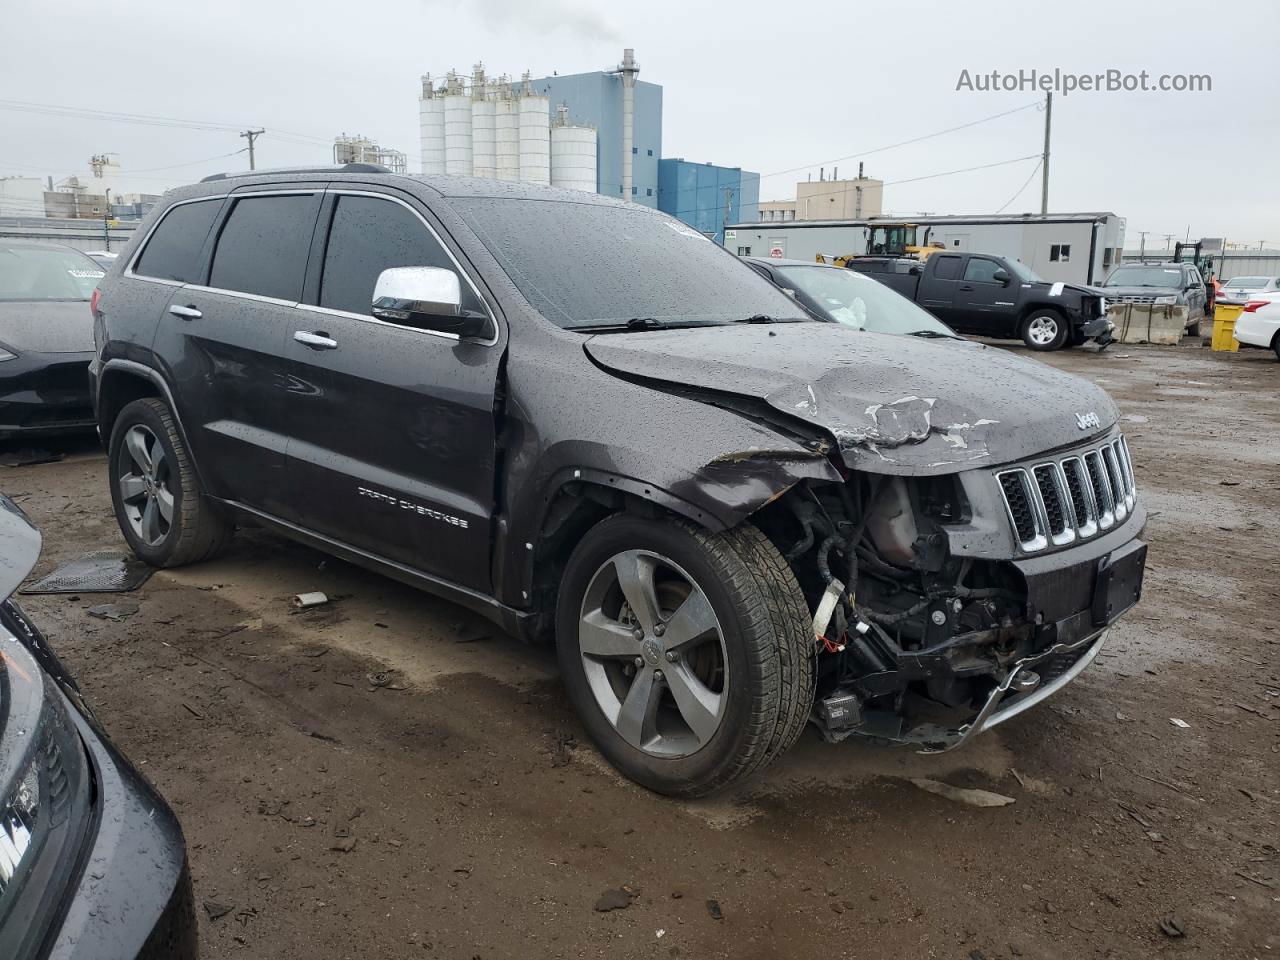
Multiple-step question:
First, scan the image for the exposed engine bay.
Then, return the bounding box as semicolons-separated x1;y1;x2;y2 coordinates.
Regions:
754;458;1145;750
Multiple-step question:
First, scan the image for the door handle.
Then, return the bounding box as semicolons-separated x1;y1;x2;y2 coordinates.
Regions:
168;304;202;321
293;330;339;350
959;284;975;291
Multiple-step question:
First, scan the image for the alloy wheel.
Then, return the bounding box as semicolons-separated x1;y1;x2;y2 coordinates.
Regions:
117;424;174;547
1028;315;1060;346
578;549;728;758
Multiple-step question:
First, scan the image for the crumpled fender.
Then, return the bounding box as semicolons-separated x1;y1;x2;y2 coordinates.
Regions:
495;349;840;609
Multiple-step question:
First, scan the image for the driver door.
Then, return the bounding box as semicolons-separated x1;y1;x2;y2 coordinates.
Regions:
954;256;1016;335
284;189;502;593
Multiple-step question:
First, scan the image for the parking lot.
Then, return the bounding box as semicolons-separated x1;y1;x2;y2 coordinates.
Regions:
7;341;1278;959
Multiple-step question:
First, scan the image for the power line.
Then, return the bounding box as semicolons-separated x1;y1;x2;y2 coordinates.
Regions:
881;153;1042;188
758;99;1042;181
995;158;1043;214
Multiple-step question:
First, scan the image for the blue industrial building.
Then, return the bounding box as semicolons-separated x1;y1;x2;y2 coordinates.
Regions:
529;70;663;208
657;159;760;244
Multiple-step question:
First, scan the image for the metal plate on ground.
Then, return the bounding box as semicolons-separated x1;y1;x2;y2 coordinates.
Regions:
21;551;153;595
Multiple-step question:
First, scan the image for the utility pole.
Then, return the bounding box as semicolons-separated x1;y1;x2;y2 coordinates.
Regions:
240;128;265;170
1161;233;1175;250
722;186;735;244
1040;92;1052;215
1137;230;1148;259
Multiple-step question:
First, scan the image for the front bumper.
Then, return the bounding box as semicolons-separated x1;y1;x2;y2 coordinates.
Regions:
914;628;1108;753
1;602;196;960
0;352;96;439
1079;314;1111;338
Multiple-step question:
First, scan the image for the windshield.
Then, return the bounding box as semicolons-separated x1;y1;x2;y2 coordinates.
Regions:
1103;265;1186;288
0;245;105;302
1224;276;1271;289
1005;259;1044;283
453;198;809;329
773;265;956;337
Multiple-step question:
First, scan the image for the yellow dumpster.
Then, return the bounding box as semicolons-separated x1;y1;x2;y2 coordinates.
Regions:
1211;301;1245;352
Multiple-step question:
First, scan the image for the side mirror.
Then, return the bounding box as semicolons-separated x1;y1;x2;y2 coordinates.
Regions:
372;266;489;338
992;268;1011;285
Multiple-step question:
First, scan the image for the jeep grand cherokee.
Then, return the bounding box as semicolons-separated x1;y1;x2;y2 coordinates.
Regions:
89;165;1147;797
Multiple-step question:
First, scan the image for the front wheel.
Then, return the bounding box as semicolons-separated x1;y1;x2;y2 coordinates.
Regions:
1021;310;1069;351
108;397;233;567
556;515;814;798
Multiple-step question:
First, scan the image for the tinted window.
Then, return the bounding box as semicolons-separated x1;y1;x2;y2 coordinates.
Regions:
1103;265;1186;288
932;255;963;280
963;258;1003;283
0;245;104;301
133;199;221;283
454;199;808;329
319;195;481;316
209;195;317;301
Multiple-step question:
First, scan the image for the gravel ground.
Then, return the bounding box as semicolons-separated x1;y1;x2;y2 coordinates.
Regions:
5;340;1278;960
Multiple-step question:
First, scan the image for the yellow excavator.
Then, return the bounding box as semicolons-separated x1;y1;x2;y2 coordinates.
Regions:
816;222;945;266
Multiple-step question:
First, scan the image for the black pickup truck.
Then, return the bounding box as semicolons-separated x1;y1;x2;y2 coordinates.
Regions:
845;252;1111;351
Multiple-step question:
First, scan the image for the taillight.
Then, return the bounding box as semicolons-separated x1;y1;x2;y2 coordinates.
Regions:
1243;300;1269;313
90;287;101;319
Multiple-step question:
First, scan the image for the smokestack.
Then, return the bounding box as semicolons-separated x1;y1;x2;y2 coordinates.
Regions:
618;48;639;199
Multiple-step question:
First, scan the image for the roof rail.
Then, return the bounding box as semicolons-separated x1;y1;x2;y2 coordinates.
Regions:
200;162;392;183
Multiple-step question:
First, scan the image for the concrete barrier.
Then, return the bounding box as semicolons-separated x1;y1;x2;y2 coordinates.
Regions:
1108;302;1187;345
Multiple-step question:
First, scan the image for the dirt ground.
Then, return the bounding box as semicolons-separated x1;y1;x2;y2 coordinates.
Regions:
5;341;1278;960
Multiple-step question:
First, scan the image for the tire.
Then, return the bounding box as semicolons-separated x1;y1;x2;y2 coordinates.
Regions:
1186;317;1202;337
556;514;814;798
1272;331;1280;362
107;397;233;567
1021;309;1069;351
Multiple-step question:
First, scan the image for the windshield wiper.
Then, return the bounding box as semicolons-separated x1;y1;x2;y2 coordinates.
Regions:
905;329;960;339
734;314;807;324
572;317;670;333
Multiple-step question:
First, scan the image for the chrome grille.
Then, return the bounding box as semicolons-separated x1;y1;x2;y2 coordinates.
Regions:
997;436;1137;553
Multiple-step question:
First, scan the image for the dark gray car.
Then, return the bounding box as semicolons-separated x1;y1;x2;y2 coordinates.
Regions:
0;242;104;439
1100;261;1208;334
89;166;1147;797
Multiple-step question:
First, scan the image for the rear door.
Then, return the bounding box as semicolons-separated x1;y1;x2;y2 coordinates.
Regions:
152;189;322;519
283;188;502;593
952;256;1018;335
917;253;964;322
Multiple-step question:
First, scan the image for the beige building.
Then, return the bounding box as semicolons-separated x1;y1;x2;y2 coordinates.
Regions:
758;175;884;222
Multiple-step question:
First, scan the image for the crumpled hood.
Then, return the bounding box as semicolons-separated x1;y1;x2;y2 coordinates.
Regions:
0;301;95;354
0;496;40;602
585;324;1119;475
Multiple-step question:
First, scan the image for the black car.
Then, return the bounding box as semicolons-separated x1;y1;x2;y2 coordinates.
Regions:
0;243;104;439
90;166;1146;797
844;251;1112;350
0;496;196;959
743;256;962;340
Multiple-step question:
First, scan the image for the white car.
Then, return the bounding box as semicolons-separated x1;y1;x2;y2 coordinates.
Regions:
1233;293;1280;360
1221;275;1280;299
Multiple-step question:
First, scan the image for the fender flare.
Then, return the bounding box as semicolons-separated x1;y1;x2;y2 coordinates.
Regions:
97;358;206;487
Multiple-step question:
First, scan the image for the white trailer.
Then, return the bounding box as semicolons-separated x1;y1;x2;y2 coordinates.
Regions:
725;212;1126;286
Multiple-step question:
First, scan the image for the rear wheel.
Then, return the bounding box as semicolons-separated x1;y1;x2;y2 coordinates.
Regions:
556;515;814;797
108;398;233;567
1021;309;1069;351
1187;317;1202;337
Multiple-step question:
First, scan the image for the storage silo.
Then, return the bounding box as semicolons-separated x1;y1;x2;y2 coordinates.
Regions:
494;82;520;182
518;75;550;186
471;66;496;180
443;71;473;177
418;76;446;175
550;105;597;193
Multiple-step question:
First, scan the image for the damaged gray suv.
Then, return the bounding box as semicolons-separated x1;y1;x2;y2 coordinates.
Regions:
89;167;1146;797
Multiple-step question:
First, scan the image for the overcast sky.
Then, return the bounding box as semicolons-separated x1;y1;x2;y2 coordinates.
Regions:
2;0;1276;247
